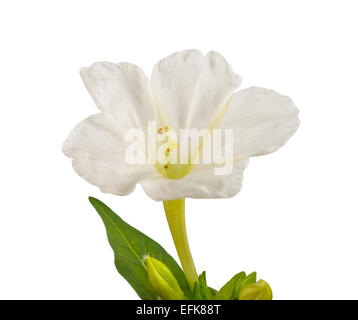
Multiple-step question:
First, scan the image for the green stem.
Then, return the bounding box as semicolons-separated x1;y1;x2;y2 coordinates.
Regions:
163;198;198;289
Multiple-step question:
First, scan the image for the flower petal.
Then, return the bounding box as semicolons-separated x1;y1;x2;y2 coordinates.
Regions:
151;50;241;131
80;62;160;130
140;159;249;201
218;87;300;159
63;113;157;195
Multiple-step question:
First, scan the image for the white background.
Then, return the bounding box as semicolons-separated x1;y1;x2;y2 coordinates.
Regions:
0;0;357;300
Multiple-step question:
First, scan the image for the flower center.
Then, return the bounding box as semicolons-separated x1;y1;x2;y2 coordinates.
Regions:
155;126;191;180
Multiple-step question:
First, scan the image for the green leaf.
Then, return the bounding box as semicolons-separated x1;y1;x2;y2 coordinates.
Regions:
236;272;257;296
209;287;218;296
198;272;213;300
243;272;257;285
191;282;203;300
215;271;257;300
89;197;190;299
215;272;246;300
190;272;214;300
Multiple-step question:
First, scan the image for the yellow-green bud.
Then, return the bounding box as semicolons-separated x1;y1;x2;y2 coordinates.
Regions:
145;256;185;300
239;280;273;300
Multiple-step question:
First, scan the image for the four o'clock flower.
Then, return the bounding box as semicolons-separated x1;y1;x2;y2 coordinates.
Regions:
63;49;300;296
63;49;299;201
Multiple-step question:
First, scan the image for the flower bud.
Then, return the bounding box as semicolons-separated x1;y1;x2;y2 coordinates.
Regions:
238;279;273;300
145;256;185;300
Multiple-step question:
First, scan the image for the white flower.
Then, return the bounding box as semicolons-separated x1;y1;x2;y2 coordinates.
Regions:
63;49;299;201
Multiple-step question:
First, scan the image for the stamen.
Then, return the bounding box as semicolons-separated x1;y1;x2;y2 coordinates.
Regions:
164;164;169;169
165;147;171;157
157;127;163;134
164;126;169;132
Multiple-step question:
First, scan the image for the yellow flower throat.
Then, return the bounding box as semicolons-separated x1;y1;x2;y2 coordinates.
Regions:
155;126;192;180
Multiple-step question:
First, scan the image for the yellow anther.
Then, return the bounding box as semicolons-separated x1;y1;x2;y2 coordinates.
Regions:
165;147;171;157
157;127;163;134
164;126;169;132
